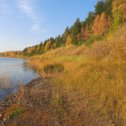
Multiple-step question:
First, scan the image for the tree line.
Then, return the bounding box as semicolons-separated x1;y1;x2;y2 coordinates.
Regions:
2;0;126;57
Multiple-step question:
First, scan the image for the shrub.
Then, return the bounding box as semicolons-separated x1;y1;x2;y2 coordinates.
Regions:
84;36;96;46
43;63;64;74
90;41;110;60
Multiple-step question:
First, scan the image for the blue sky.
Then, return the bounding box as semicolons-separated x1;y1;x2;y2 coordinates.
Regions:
0;0;98;52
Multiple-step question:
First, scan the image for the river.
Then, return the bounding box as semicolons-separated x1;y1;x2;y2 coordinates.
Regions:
0;57;39;99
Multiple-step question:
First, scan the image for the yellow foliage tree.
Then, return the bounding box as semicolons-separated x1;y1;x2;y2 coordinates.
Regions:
77;24;90;41
65;35;72;46
27;47;34;54
112;0;126;26
44;41;53;51
93;12;112;36
92;15;100;35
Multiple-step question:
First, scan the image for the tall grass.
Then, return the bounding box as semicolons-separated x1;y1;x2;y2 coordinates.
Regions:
27;24;126;125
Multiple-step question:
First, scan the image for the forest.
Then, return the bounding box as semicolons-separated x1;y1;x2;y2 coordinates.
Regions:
21;0;126;56
0;0;126;57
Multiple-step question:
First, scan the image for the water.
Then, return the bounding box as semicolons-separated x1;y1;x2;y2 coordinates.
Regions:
0;57;39;99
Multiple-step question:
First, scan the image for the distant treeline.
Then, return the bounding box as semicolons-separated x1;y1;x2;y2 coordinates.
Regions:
0;51;22;57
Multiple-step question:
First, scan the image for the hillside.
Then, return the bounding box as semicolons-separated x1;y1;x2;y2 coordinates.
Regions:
1;23;126;126
1;0;126;126
0;0;126;57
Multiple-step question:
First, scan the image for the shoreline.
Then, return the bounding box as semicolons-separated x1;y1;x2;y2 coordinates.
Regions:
0;56;28;60
0;77;47;122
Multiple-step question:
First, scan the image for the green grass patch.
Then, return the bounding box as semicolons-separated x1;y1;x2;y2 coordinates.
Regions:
9;108;25;120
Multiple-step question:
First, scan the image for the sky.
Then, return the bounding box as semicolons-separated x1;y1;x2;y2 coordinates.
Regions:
0;0;98;52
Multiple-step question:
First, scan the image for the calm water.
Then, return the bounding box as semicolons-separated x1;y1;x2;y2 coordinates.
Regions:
0;57;39;99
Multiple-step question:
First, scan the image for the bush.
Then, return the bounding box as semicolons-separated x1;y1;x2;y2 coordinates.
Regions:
43;63;64;74
90;41;110;60
84;36;96;46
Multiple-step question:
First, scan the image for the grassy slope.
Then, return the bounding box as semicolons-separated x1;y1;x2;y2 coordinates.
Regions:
2;24;126;126
29;24;126;126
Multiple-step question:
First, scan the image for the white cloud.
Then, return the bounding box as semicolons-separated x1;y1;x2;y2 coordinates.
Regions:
18;0;45;33
31;24;40;32
18;0;36;21
31;24;47;35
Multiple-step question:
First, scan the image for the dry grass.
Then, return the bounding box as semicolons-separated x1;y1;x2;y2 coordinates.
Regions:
3;24;126;126
26;24;126;125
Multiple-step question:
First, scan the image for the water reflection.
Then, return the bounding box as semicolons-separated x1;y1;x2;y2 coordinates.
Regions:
0;57;39;99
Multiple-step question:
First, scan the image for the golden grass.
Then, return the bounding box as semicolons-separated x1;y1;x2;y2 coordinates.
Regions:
26;24;126;125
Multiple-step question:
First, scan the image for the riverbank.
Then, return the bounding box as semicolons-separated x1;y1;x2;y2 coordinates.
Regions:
1;24;126;126
0;76;114;126
0;77;53;126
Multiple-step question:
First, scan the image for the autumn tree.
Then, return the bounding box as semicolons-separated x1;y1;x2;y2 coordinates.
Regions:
104;0;113;16
85;12;95;25
112;0;126;27
95;0;105;15
92;15;100;35
44;41;53;51
55;35;64;47
44;38;56;51
77;24;90;41
100;12;111;32
85;12;95;31
65;35;72;46
93;12;112;35
39;42;44;53
63;27;70;43
70;18;81;44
